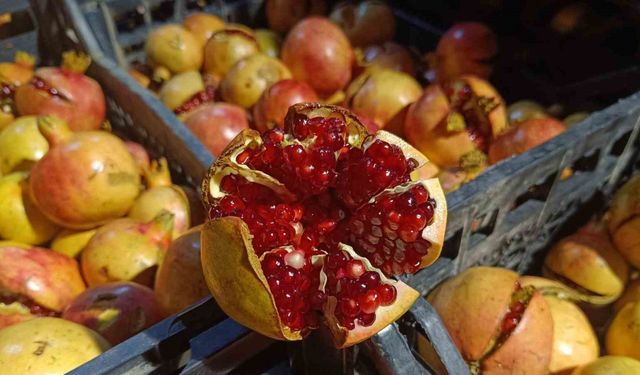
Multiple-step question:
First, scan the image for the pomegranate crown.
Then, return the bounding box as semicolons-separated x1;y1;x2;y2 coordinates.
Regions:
61;51;91;74
15;51;35;67
144;158;173;189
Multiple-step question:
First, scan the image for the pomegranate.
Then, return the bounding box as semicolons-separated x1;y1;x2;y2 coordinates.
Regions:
432;22;497;83
615;279;640;312
544;224;629;302
266;0;327;34
128;158;193;238
256;29;282;58
520;276;599;374
428;267;553;374
361;42;416;76
63;282;165;345
81;211;174;287
220;54;292;108
184;102;250;156
253;79;319;132
612;217;640;270
329;1;395;47
0;302;34;330
0;116;48;175
0;172;58;245
607;175;640;234
125;140;151;174
145;24;203;74
14;52;106;132
183;12;225;48
0;52;35;129
355;112;383;134
0;317;110;373
564;112;589;127
282;17;354;98
489;118;566;164
404;75;507;169
0;245;86;315
51;228;97;258
29;117;141;229
344;67;422;131
606;301;640;360
203;28;260;79
572;356;640;375
507;100;549;125
201;103;446;347
155;227;209;314
158;70;211;116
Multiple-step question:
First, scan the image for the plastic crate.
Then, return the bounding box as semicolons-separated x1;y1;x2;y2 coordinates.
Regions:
45;0;640;373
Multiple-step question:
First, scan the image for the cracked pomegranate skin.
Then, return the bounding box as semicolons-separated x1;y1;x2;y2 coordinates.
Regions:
201;103;446;347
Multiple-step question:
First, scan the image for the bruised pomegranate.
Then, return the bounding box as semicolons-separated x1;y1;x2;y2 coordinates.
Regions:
0;245;85;316
344;67;422;132
145;24;203;74
155;227;209;314
203;29;259;79
253;79;319;132
29;118;141;229
489;118;566;164
266;0;327;34
361;42;416;76
0;116;49;174
63;282;165;345
428;267;553;374
15;52;106;132
183;12;225;48
201;103;446;347
404;75;506;169
128;158;193;238
219;54;292;109
81;211;173;287
329;1;395;47
431;22;497;83
282;17;354;98
184;103;250;156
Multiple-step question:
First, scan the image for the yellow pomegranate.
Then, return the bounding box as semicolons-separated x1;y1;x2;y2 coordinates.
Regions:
158;70;205;112
51;228;97;258
0;317;110;374
614;278;640;313
0;116;49;174
572;356;640;375
606;301;640;360
145;24;203;74
183;12;225;48
203;28;260;79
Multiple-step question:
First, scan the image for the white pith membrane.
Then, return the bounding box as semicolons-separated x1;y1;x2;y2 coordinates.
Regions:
202;104;444;346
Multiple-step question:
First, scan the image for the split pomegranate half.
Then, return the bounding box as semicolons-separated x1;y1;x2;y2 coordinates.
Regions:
201;103;447;347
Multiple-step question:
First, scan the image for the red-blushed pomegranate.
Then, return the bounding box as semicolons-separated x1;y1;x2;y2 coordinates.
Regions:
184;102;249;157
201;103;446;347
344;67;422;132
0;245;85;316
128;158;193;238
404;75;507;169
81;211;174;287
427;267;553;374
14;52;106;132
282;17;354;98
145;24;203;74
489;117;566;164
253;79;319;132
183;12;225;49
361;42;416;76
62;282;165;345
29;117;141;229
266;0;327;34
155;227;209;315
355;113;383;134
220;54;292;109
125;141;151;174
203;29;260;79
432;22;497;83
329;1;395;47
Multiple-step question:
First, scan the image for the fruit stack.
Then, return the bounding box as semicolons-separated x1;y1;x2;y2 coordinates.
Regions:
416;174;640;374
129;0;587;194
0;52;210;373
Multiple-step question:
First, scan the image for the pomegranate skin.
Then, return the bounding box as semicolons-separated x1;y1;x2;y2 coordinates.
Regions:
183;13;225;48
203;29;260;79
362;42;416;76
572;356;640;375
15;67;106;132
489;118;566;164
145;24;203;74
329;0;395;47
184;103;249;157
62;282;165;345
266;0;327;34
434;22;497;83
0;303;34;330
253;79;319;132
282;17;354;97
29;119;141;229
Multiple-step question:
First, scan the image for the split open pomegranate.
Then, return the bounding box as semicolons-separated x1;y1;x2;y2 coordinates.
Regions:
201;103;446;347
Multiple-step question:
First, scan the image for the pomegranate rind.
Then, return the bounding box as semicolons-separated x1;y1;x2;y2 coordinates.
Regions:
201;217;302;341
607;174;640;234
323;245;419;348
420;178;447;268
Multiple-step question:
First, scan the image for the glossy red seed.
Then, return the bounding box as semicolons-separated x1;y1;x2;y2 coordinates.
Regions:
358;290;380;314
326;251;348;270
310;291;327;310
357;312;376;327
345;259;365;279
377;284;397;306
339;298;360;318
361;271;381;289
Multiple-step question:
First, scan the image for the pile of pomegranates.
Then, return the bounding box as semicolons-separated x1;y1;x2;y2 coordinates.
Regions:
0;53;209;374
415;174;640;374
